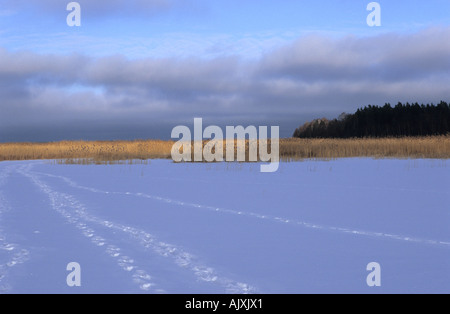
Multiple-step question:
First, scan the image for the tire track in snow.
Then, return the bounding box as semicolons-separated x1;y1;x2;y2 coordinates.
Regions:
17;164;162;293
0;166;30;293
32;170;450;249
21;165;256;294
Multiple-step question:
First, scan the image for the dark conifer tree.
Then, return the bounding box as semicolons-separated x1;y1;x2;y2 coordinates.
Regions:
293;102;450;138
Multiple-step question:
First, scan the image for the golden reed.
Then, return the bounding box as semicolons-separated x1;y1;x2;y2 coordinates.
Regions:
1;136;449;164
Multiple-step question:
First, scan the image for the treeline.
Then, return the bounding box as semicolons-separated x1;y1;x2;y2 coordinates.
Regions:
293;101;450;138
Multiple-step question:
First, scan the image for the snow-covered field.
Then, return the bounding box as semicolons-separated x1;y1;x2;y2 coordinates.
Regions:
0;159;449;294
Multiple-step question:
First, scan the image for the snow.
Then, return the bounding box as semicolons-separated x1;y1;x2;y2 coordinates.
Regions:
0;158;449;293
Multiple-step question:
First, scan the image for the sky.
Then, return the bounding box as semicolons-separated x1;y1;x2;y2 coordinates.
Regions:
0;0;450;141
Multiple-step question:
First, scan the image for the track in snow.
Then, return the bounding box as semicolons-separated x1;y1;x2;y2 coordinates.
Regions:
16;163;256;294
31;169;450;249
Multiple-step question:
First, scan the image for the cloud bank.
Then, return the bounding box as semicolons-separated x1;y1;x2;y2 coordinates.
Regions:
1;27;450;140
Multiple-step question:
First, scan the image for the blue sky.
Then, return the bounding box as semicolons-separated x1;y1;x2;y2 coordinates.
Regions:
2;0;449;58
1;1;450;141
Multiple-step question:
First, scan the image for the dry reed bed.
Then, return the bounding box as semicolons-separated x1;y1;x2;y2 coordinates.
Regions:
280;136;450;160
0;140;173;162
0;136;449;163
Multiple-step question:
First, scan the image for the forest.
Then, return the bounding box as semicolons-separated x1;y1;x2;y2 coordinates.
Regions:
293;101;450;138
